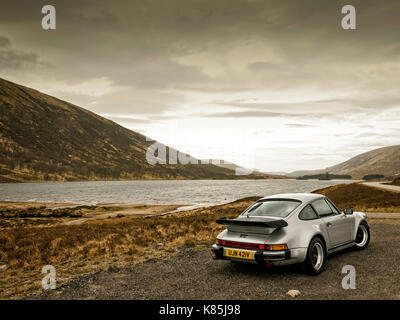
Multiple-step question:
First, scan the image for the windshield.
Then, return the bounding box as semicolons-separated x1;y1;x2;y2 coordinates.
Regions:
242;200;301;218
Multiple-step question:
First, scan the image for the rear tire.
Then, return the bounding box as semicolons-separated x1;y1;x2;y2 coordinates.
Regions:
301;237;326;275
354;221;370;250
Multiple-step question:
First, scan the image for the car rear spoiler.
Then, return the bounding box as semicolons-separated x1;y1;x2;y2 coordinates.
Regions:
216;217;288;228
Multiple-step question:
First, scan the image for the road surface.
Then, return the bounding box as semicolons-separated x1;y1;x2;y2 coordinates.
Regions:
363;181;400;193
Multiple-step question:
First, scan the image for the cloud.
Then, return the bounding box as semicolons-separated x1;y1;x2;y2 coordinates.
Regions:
355;133;389;139
0;36;47;71
101;113;177;124
0;36;10;47
101;115;152;125
247;61;279;71
0;48;38;69
200;110;311;118
112;59;209;89
285;123;314;128
2;1;399;100
65;9;121;29
88;87;187;114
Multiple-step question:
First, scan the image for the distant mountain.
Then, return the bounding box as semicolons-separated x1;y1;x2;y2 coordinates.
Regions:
264;171;288;176
326;145;400;179
286;169;325;178
0;78;268;182
201;159;244;172
202;159;286;178
288;145;400;179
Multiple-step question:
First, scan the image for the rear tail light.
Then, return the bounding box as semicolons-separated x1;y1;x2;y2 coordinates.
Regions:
217;239;226;246
266;244;288;251
217;239;288;251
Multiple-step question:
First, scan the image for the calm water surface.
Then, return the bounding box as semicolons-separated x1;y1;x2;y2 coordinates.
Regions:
0;179;356;206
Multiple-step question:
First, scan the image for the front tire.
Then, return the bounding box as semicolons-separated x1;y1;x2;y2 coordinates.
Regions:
354;221;370;250
301;237;326;275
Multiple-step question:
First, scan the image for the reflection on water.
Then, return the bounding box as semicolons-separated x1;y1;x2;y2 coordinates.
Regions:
0;179;356;205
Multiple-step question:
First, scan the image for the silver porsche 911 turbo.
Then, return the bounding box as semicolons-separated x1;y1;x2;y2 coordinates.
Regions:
211;193;370;274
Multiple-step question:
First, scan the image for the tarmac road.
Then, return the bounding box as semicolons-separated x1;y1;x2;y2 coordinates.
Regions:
28;222;400;300
363;181;400;193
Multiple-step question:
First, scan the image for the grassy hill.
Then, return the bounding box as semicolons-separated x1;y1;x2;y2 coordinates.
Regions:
325;145;400;179
288;145;400;179
0;78;270;182
313;183;400;212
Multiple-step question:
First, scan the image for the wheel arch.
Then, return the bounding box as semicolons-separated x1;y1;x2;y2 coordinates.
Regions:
356;217;369;229
310;233;328;254
353;213;369;240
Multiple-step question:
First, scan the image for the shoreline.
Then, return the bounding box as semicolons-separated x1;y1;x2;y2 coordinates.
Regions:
1;177;364;184
0;176;291;184
0;202;192;226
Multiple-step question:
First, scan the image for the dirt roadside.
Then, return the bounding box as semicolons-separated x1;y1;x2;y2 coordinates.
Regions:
27;221;400;300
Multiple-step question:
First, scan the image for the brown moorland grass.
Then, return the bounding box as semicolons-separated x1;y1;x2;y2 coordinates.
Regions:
0;197;259;299
0;205;123;219
313;183;400;212
0;205;122;229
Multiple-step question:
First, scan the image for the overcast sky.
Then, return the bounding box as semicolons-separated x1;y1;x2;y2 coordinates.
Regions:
1;0;399;172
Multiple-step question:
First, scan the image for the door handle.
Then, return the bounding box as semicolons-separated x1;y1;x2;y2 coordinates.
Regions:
326;222;332;227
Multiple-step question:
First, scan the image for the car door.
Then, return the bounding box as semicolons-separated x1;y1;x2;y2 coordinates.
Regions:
311;198;353;248
325;198;355;243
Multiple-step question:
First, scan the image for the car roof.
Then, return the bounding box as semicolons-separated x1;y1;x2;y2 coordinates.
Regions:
258;193;325;203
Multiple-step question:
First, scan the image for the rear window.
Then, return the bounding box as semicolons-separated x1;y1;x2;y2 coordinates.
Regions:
242;200;301;218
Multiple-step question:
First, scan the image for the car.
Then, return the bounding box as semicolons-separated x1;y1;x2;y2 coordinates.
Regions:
211;193;370;274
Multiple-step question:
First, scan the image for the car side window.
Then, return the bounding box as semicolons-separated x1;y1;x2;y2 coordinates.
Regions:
299;205;319;220
326;199;340;215
311;199;333;217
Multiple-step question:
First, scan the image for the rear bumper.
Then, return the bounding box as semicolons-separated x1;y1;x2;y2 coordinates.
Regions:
211;244;291;264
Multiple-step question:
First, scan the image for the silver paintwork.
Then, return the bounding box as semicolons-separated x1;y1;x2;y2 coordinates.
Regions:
215;193;367;266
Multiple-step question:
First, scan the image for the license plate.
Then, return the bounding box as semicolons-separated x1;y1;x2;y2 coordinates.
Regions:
225;249;253;260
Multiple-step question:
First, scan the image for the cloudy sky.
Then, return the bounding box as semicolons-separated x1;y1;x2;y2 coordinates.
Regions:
1;0;400;172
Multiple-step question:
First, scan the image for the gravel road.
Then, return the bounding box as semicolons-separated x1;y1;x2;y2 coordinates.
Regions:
28;222;400;300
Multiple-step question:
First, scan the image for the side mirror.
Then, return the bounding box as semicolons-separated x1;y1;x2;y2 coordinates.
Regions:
344;208;353;215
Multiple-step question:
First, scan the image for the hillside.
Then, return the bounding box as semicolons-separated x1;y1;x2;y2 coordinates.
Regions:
326;145;400;179
391;177;400;186
201;159;287;178
288;145;400;179
286;169;325;178
0;78;270;182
